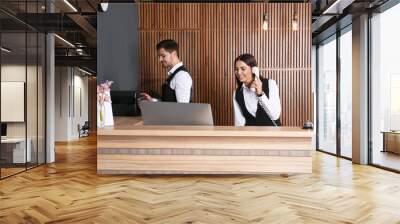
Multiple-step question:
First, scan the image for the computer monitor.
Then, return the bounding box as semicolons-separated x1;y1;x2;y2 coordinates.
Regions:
140;101;214;126
1;123;7;137
110;90;140;116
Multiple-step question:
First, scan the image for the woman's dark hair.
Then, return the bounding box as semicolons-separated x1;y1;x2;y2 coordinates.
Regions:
156;39;179;54
234;53;258;86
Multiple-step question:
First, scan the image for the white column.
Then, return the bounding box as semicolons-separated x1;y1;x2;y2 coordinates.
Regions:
46;32;55;163
45;0;55;163
352;14;369;164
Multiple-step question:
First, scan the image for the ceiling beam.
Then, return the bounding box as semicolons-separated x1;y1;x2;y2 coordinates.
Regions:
67;13;97;39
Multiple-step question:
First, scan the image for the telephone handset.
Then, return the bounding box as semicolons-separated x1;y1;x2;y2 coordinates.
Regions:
250;66;260;92
250;66;278;127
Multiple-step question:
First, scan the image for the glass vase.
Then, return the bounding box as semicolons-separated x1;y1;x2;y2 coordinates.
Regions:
98;103;105;128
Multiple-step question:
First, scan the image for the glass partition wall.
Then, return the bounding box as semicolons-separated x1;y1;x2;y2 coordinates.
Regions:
339;27;352;159
0;1;46;179
316;26;353;159
316;0;400;172
317;35;337;155
370;3;400;171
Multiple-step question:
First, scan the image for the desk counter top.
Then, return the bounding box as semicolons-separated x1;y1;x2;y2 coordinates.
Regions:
97;117;314;175
99;116;313;138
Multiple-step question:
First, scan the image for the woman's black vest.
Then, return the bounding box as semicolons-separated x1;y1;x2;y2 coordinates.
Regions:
235;78;281;126
161;66;192;102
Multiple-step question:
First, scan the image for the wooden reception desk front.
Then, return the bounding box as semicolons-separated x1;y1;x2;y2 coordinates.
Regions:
97;117;314;175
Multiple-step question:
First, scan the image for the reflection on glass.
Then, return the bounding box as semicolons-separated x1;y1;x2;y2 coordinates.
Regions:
38;33;46;165
26;0;40;170
27;31;39;169
0;1;47;179
318;37;337;154
340;29;352;158
1;31;28;177
371;3;400;171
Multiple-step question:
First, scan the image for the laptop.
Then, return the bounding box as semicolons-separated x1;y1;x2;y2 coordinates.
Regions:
140;101;214;126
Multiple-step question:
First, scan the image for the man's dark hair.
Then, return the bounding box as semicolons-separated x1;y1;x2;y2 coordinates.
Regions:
156;39;179;54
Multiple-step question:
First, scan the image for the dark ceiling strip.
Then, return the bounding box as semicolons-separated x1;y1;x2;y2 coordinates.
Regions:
312;14;352;44
374;0;400;12
0;7;38;31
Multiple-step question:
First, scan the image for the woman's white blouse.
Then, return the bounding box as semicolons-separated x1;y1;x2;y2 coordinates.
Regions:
233;79;281;126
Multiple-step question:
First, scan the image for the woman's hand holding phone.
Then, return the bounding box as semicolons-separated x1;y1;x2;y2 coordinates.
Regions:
251;76;263;95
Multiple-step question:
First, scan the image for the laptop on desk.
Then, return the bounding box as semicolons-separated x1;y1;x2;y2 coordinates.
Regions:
140;101;214;126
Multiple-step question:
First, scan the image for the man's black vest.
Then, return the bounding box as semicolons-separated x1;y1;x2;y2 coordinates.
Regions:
235;78;281;126
161;65;192;102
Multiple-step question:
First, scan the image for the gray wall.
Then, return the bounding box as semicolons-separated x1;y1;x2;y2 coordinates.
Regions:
97;3;139;91
54;67;89;141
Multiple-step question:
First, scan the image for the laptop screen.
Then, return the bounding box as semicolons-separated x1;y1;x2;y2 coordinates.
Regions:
141;102;214;126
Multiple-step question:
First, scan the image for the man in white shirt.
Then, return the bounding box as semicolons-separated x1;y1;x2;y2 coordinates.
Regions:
141;39;192;103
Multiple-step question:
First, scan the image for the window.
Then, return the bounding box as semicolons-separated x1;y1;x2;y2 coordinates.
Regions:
339;27;352;158
317;36;337;155
370;3;400;171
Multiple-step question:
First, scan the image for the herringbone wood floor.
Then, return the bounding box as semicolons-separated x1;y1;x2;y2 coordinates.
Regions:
1;135;400;224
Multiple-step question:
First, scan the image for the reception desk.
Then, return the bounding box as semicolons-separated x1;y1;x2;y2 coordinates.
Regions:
97;117;314;174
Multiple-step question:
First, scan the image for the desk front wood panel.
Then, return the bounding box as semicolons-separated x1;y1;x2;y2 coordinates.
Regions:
98;155;311;174
97;126;313;174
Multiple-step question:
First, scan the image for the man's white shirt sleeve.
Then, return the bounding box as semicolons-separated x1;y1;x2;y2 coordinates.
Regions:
171;71;192;103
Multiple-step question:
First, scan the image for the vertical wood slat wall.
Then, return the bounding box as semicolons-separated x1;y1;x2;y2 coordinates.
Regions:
139;3;312;126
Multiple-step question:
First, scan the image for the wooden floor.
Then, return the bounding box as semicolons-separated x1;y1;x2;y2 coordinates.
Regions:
1;163;45;178
1;167;26;178
1;135;400;223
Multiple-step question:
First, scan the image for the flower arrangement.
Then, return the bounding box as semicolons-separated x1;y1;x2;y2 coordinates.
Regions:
97;80;113;104
97;80;113;127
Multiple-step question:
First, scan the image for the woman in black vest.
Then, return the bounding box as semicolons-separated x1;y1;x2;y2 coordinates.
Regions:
233;54;282;126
